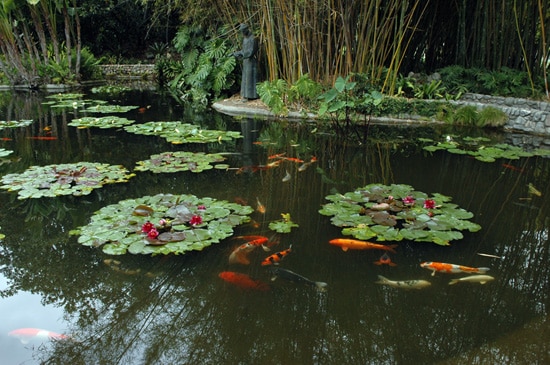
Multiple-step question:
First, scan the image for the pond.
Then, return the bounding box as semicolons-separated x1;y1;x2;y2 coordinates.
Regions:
0;86;548;365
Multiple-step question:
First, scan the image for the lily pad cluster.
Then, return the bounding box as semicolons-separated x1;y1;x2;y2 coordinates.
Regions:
83;104;139;113
73;193;254;255
124;121;242;144
42;93;101;109
134;151;227;173
319;183;481;246
0;120;33;129
0;162;135;199
419;137;550;162
69;116;136;129
268;213;299;233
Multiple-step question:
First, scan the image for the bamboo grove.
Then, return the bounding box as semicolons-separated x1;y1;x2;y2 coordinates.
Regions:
156;0;549;95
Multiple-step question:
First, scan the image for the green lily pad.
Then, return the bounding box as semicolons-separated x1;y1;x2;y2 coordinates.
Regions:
320;183;481;245
124;121;242;144
83;104;139;113
69;116;136;129
134;151;226;173
90;85;131;94
0;120;33;129
268;213;299;233
0;162;135;199
0;149;13;157
73;193;254;255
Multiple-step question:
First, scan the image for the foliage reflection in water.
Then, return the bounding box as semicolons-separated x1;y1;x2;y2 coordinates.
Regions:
0;89;548;364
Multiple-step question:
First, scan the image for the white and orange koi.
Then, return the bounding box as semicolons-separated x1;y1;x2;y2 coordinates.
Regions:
420;261;490;277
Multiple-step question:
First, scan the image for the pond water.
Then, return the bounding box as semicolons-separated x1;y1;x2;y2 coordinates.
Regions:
0;87;548;365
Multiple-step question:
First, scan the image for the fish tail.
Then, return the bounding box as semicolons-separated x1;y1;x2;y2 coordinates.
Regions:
448;279;459;285
477;267;490;274
314;281;328;292
375;275;390;285
386;244;398;253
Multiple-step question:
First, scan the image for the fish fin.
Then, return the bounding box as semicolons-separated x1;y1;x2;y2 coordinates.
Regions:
387;244;398;253
448;279;459;285
375;275;389;285
373;261;383;265
431;271;436;277
261;245;271;252
388;262;397;267
341;247;349;252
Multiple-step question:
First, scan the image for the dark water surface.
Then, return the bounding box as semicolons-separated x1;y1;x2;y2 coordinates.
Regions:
0;88;548;364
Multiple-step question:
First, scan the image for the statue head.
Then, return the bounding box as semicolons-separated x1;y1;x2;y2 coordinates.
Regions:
239;23;251;36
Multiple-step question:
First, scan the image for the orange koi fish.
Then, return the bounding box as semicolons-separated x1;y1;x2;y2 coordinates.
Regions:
283;157;304;163
420;261;490;277
0;137;12;141
329;238;397;253
256;197;266;214
373;253;397;266
234;235;269;245
218;271;270;291
502;163;525;173
228;243;256;265
268;153;286;159
261;245;292;266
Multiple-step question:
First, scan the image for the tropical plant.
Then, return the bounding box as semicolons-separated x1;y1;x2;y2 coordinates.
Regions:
165;25;237;104
318;75;358;124
256;79;289;115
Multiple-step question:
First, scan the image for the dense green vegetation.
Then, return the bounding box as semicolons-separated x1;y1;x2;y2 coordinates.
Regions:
0;1;548;108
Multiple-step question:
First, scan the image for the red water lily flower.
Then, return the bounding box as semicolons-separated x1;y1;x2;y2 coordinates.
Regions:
141;221;154;233
197;205;206;211
147;228;159;239
423;199;436;209
189;215;203;226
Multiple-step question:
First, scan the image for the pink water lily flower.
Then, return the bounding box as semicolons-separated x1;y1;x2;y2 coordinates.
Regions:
197;205;206;211
423;199;436;209
402;196;415;205
189;215;203;226
141;221;154;233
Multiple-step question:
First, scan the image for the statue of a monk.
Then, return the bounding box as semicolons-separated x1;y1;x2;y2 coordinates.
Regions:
232;24;259;101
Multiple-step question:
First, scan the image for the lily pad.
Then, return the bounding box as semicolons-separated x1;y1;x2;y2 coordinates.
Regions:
0;149;13;157
0;162;135;199
124;121;242;144
268;213;299;233
83;104;139;113
134;151;226;173
69;116;136;129
0;120;33;129
420;137;547;161
320;183;481;245
73;193;254;255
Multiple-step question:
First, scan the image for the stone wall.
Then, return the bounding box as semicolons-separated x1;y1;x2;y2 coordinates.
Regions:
455;93;550;136
99;64;156;79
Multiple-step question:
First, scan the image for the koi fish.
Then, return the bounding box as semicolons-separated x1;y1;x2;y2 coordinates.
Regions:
218;271;270;291
269;267;328;292
228;243;256;265
373;253;397;266
375;275;431;290
8;328;68;344
234;235;269;246
420;261;490;276
449;275;495;285
282;170;291;182
256;197;266;214
283;157;304;163
329;238;398;253
268;153;286;159
0;137;13;141
297;157;317;172
261;245;292;266
502;163;524;173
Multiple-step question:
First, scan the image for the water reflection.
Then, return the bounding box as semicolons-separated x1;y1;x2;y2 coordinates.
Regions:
0;89;548;364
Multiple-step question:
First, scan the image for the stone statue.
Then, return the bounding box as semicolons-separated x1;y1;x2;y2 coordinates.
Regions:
232;24;259;101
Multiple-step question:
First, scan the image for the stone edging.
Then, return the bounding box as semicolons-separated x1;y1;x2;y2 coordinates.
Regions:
99;64;156;79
